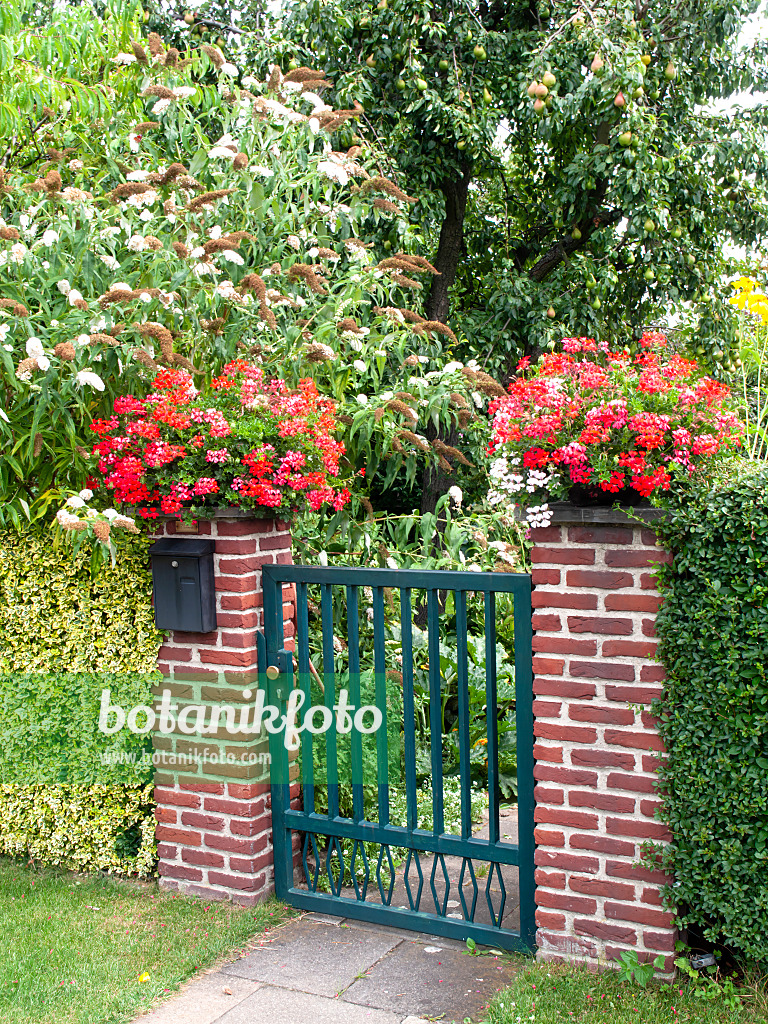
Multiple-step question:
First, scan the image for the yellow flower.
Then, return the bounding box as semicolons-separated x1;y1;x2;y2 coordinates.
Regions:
138;972;150;983
731;275;757;293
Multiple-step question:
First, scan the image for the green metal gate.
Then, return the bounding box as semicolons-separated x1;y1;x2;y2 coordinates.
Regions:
260;565;535;953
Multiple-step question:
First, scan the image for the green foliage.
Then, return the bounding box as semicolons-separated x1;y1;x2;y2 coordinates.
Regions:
0;527;162;672
0;672;158;784
652;466;768;959
614;949;666;988
280;0;768;375
485;960;757;1024
0;783;156;877
675;951;742;1011
0;524;162;875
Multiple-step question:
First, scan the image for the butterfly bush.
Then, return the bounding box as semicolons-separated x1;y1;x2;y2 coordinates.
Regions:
488;332;743;528
90;363;350;519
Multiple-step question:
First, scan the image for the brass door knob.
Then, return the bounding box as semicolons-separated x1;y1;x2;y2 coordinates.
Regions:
265;665;280;680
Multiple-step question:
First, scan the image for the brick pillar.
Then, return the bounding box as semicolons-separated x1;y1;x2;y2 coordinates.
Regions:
529;507;676;971
151;513;298;906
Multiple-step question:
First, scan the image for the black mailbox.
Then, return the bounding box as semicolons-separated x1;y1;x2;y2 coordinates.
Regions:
148;538;217;632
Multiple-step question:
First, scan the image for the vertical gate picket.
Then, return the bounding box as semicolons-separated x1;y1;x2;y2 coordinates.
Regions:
320;583;339;819
513;578;537;950
399;587;418;833
484;591;500;846
455;590;472;841
296;581;314;814
426;588;445;837
372;586;390;827
346;585;365;823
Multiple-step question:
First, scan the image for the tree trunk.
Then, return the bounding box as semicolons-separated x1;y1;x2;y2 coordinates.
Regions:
424;164;472;323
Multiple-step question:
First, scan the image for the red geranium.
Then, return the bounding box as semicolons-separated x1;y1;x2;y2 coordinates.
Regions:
91;363;351;519
487;333;743;528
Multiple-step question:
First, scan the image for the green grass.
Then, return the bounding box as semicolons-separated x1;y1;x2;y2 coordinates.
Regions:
483;960;768;1024
0;857;292;1024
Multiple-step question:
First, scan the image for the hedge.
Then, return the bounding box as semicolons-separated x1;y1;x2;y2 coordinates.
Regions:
0;527;163;877
654;465;768;959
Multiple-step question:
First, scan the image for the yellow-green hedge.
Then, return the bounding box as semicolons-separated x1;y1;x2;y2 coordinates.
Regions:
0;527;161;673
0;527;163;876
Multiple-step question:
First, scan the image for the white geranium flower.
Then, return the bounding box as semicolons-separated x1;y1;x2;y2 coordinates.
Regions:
127;235;147;252
26;338;44;358
152;98;172;115
76;334;90;347
353;359;367;372
139;291;153;303
190;246;205;259
208;225;223;240
75;369;105;391
66;495;87;508
126;170;150;182
110;282;132;292
69;159;84;171
112;52;137;65
448;485;463;508
220;62;239;76
41;230;59;246
251;164;273;178
102;508;119;520
100;255;120;271
308;116;320;134
356;394;369;405
78;488;94;500
10;243;27;263
139;209;153;222
67;288;84;305
443;361;464;373
172;86;196;99
57;279;72;295
34;355;50;371
0;325;9;342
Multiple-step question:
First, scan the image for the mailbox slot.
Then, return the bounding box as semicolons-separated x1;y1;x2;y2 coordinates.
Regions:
148;538;217;633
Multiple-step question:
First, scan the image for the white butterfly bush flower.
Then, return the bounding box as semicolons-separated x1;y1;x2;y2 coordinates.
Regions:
75;369;105;391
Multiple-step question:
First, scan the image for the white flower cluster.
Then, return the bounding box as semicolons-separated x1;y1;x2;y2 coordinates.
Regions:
56;491;139;543
525;504;553;529
486;455;553;526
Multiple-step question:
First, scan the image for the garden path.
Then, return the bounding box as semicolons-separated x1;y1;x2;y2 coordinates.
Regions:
136;912;519;1024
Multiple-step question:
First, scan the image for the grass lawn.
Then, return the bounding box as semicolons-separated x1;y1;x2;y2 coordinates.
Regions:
0;857;292;1024
484;960;767;1024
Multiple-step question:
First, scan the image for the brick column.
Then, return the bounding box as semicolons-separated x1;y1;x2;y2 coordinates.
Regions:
529;506;676;971
151;513;298;906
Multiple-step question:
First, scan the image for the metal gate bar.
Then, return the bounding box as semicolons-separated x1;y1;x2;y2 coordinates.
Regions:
261;565;535;953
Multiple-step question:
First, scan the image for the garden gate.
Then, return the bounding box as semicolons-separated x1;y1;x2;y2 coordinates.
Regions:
260;564;536;952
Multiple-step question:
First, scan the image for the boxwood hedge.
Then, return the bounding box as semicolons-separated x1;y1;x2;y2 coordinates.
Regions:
654;466;768;958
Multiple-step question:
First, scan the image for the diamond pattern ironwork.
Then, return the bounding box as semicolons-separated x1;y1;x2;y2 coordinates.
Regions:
429;852;450;917
403;849;424;911
376;845;396;905
325;836;345;897
485;861;507;928
458;857;478;922
349;839;370;901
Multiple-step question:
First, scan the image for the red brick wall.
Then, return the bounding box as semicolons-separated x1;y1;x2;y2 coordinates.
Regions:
530;520;676;970
150;515;299;906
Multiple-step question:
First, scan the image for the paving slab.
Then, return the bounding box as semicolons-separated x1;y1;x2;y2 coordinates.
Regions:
342;936;518;1023
136;974;261;1023
220;918;402;998
214;984;404;1024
